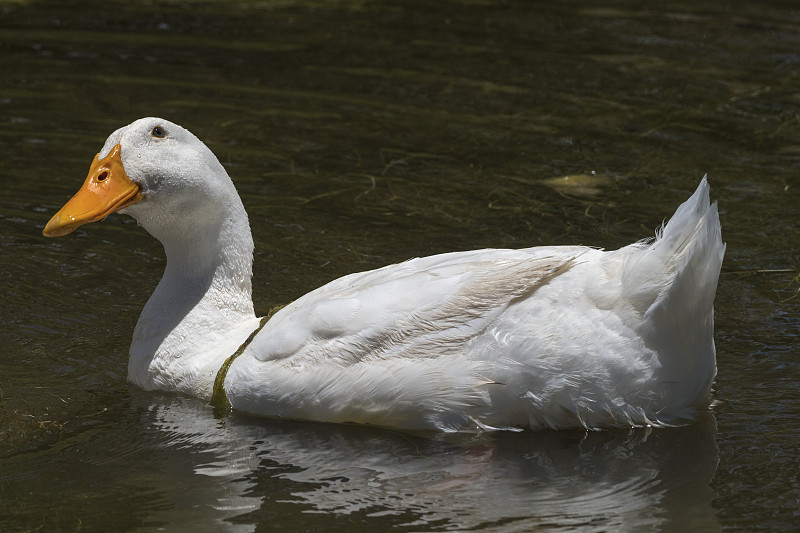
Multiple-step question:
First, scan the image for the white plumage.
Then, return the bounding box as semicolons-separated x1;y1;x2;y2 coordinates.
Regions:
44;117;725;432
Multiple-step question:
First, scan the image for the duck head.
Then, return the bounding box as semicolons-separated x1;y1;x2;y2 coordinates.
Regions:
42;117;239;243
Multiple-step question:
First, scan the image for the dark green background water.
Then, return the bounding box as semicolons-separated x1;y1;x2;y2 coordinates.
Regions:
1;1;798;531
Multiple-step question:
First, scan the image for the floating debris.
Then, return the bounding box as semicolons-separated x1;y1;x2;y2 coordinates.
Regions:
540;173;612;199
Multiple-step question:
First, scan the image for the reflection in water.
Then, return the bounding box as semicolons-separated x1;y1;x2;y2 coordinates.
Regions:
136;394;719;532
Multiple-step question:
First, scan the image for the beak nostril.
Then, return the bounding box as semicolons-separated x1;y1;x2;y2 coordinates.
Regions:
97;170;109;182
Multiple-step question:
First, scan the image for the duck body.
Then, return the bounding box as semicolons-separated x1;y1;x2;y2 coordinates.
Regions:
44;118;725;432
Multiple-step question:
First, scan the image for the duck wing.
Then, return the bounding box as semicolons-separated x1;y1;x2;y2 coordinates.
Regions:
250;247;580;366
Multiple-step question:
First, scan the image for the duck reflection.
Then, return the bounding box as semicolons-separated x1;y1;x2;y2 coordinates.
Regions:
133;392;719;532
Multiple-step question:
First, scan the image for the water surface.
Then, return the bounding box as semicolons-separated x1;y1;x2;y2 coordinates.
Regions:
1;0;798;531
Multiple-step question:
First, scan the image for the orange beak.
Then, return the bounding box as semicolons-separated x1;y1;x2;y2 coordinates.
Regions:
43;144;142;237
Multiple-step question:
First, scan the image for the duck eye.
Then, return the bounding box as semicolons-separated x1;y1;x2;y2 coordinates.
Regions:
151;126;166;138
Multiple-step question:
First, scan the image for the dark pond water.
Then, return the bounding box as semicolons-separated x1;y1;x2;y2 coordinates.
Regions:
1;0;799;531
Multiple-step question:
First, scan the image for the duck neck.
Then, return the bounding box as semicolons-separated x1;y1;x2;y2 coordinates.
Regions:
127;199;259;398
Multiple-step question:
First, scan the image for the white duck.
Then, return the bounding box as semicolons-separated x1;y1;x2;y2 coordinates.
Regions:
43;117;725;432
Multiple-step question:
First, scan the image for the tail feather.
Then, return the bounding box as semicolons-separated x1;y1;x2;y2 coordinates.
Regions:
621;176;724;312
622;177;725;419
648;176;725;315
654;177;717;258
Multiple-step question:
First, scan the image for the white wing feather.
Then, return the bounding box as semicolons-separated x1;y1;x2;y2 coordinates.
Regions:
251;249;578;365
